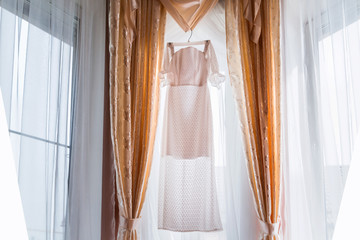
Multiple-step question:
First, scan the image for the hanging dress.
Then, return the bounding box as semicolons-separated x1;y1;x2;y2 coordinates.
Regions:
158;40;224;232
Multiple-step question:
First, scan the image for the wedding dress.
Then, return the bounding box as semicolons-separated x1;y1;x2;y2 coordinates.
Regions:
158;40;224;232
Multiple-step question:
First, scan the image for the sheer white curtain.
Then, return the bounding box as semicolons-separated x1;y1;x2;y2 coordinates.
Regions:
282;0;360;239
0;0;78;239
0;91;28;240
65;0;105;239
0;0;105;239
140;3;258;239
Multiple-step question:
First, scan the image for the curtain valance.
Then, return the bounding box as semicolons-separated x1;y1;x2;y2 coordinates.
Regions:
159;0;218;32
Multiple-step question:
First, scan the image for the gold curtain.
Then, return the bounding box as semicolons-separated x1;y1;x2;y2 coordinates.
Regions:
225;0;281;239
109;0;166;239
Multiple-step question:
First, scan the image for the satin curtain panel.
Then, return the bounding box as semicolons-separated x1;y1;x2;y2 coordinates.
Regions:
109;0;166;239
225;0;282;239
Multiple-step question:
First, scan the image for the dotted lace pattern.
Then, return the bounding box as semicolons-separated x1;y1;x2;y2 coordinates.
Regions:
158;41;223;232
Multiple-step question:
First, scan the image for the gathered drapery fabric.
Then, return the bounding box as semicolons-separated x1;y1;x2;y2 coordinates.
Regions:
282;0;360;239
158;0;218;32
0;0;89;239
242;0;262;44
225;0;281;239
109;0;166;239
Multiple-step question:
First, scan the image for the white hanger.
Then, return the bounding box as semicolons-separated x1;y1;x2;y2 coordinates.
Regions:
169;40;210;47
169;30;210;46
188;30;193;42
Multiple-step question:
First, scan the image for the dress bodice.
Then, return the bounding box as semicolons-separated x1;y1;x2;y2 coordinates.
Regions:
161;40;225;88
168;45;209;86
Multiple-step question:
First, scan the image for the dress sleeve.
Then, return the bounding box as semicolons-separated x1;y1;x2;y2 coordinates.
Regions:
159;43;174;87
205;42;225;89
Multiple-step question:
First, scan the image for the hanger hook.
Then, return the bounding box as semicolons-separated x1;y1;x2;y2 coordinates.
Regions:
187;30;193;42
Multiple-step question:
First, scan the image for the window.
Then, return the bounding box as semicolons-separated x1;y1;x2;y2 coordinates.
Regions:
0;1;79;239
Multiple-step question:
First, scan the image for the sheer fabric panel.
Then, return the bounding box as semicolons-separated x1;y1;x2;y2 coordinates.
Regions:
66;0;106;239
0;0;79;239
282;0;360;239
0;91;28;240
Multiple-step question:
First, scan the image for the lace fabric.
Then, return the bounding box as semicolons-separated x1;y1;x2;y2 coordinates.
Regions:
158;40;223;232
159;41;225;87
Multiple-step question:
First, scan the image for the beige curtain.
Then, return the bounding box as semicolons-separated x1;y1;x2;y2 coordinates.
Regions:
225;0;281;239
158;0;218;32
109;0;166;239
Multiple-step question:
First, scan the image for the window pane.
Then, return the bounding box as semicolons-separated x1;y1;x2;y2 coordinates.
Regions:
13;135;70;240
0;4;76;239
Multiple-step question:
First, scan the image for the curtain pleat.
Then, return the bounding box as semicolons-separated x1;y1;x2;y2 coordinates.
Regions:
108;0;166;239
225;0;281;239
158;0;218;32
